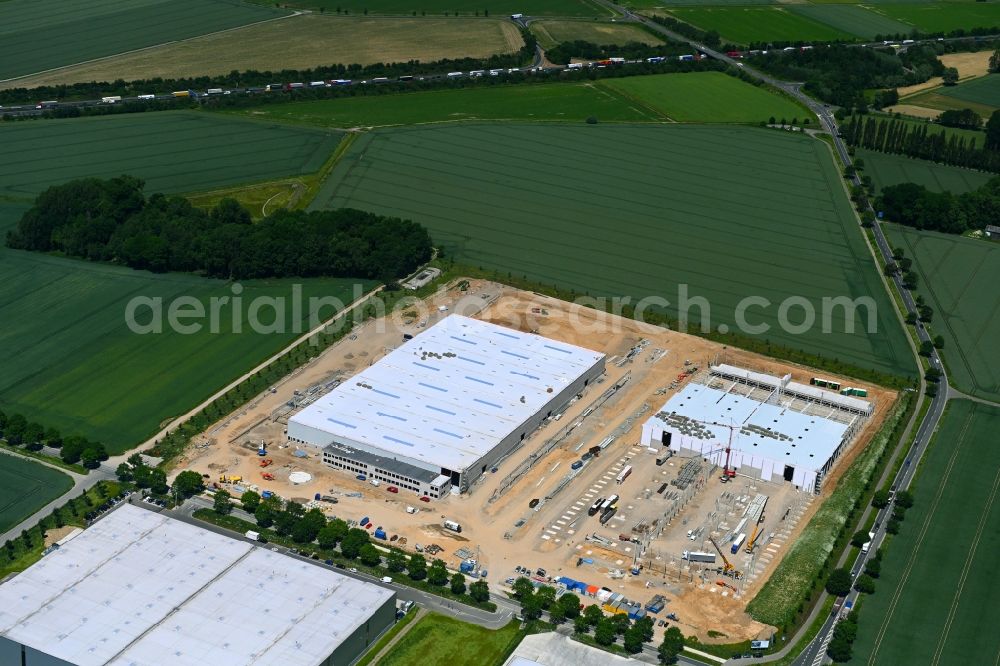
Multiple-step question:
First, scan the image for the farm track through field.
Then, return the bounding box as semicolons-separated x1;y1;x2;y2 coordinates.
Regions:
929;461;1000;665
865;407;974;665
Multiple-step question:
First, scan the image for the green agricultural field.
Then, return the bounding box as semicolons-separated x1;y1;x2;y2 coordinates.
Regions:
886;225;1000;402
857;149;994;193
0;0;287;81
0;112;342;200
0;237;369;452
936;73;1000;110
850;400;1000;665
599;71;810;122
531;19;663;49
249;0;610;16
876;3;1000;33
233;82;662;127
0;113;372;452
667;7;854;44
378;614;523;666
0;456;74;534
788;4;911;39
314;123;914;378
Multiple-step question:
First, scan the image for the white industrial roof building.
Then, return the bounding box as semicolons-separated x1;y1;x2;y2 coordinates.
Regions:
289;315;605;493
641;380;860;492
0;505;395;666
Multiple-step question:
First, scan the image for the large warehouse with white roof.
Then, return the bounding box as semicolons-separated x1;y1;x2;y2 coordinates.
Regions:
640;365;872;492
288;315;606;494
0;505;395;666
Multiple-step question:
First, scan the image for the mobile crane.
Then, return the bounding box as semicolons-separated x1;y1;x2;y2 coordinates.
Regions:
709;537;742;579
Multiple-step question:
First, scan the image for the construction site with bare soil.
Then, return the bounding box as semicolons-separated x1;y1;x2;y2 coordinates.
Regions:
173;278;897;643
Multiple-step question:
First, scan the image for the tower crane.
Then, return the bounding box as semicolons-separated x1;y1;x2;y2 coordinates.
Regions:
694;419;740;480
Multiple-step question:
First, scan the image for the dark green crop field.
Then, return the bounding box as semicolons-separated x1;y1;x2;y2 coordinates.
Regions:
667;7;854;44
858;149;994;194
314;123;914;378
788;4;911;39
0;112;342;200
850;400;1000;665
0;0;287;81
886;224;1000;402
0;455;73;533
0;230;369;452
876;3;1000;34
936;73;1000;110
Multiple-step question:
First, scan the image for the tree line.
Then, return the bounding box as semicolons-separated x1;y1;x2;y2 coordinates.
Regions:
647;15;739;54
0;27;538;106
877;177;1000;234
0;409;108;468
842;113;1000;173
6;177;433;281
751;44;944;108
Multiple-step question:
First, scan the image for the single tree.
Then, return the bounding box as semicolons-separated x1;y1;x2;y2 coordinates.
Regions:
583;603;604;626
512;577;535;601
387;549;408;573
933;335;945;350
658;627;685;665
241;490;261;513
359;544;382;567
594;617;617;646
851;529;871;548
115;462;134;483
173;470;204;498
469;580;490;603
340;528;370;559
427;559;449;586
148;469;169;495
573;614;590;634
854;573;876;594
213;490;233;514
942;67;959;86
871;489;890;509
450;572;466;595
826;568;853;597
255;504;274;528
535;585;557;610
864;557;881;578
407;553;427;580
558;592;581;619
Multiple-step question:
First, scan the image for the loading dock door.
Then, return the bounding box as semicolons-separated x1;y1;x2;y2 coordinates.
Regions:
661;431;672;446
783;465;795;482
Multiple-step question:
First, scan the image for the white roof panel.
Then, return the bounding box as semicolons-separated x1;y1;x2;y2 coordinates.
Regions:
0;506;393;666
652;384;848;472
291;315;604;471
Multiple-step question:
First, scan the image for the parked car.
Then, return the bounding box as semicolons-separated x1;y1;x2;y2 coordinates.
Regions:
419;496;431;502
381;576;393;583
387;486;399;493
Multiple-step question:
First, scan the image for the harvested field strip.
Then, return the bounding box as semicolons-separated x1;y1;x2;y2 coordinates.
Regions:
851;401;1000;665
5;15;524;89
531;19;663;49
0;455;74;533
886;225;1000;402
0;0;287;81
314;123;913;377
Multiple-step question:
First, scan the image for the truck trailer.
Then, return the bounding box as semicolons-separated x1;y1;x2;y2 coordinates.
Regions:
683;551;717;564
443;520;462;533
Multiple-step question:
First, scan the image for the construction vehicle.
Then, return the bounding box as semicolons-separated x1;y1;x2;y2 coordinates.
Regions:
261;472;275;480
746;514;767;553
259;458;273;467
716;580;738;592
219;475;242;484
709;537;742;579
257;441;267;457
